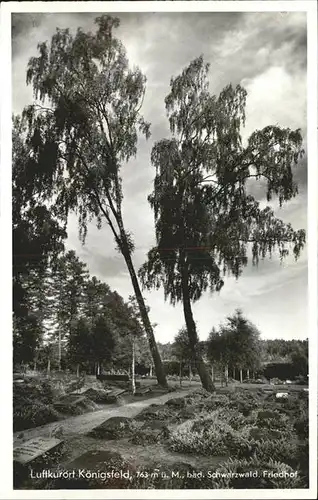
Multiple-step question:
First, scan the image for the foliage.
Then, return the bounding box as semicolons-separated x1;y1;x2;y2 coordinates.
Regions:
13;380;59;431
173;327;194;364
13;117;66;365
134;404;175;422
262;338;308;363
238;436;300;468
262;361;308;380
21;13;166;386
228;389;261;414
14;402;60;431
139;55;305;392
168;413;251;456
207;310;262;375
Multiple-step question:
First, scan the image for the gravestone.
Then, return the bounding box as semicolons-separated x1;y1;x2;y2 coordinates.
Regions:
108;388;126;398
54;394;88;415
82;388;113;403
14;437;63;465
88;416;132;439
276;392;289;399
13;437;64;488
134;387;151;396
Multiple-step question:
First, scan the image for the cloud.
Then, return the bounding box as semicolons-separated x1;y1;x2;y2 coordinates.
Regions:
12;11;307;342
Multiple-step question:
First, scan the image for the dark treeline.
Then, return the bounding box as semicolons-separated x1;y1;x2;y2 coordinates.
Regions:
13;247;154;376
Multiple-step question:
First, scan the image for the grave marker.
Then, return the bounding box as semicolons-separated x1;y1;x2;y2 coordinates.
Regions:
56;394;86;406
108;388;126;398
135;387;151;396
13;437;63;465
276;392;289;399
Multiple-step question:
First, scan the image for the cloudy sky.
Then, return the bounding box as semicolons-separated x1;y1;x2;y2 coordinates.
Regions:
12;10;307;342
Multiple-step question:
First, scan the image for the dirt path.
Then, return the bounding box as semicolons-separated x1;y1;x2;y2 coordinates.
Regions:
14;388;194;445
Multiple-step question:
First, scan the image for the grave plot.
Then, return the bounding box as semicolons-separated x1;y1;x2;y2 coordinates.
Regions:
13;437;64;488
87;416;135;440
52;450;134;489
54;394;97;415
134;387;151;396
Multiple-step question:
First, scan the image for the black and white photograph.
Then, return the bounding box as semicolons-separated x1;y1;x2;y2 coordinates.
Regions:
1;0;317;497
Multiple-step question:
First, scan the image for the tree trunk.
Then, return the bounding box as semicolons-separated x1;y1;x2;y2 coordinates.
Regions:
58;328;61;371
34;360;37;372
97;362;100;376
233;367;236;380
247;368;250;380
76;364;80;378
149;364;153;377
240;368;243;383
179;361;182;387
121;244;167;388
189;363;192;385
181;264;215;393
211;365;214;382
225;364;229;386
47;358;51;376
132;337;136;395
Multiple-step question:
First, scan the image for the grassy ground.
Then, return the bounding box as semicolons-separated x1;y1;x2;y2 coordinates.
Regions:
13;375;309;490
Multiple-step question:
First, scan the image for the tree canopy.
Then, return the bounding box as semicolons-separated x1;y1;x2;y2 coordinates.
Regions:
20;14;167;386
139;56;305;392
207;309;262;375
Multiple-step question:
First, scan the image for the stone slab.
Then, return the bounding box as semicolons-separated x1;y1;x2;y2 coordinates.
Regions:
108;388;126;397
134;387;151;395
276;392;289;399
13;437;63;465
56;394;86;406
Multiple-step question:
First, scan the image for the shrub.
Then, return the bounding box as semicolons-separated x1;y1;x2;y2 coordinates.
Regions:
88;416;134;440
294;439;309;486
256;409;293;433
168;413;251;456
134;404;175;422
198;408;247;430
185;393;229;410
294;417;309;439
130;420;170;446
14;402;60;431
169;419;231;455
228;390;261;415
238;436;300;468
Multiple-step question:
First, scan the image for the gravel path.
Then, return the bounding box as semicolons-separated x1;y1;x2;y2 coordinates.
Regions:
14;388;194;445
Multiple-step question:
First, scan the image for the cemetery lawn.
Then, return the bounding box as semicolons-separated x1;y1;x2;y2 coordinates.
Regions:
13;376;309;490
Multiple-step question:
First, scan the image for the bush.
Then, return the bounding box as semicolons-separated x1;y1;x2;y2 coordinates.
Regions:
228;390;261;415
199;407;247;430
14;402;60;431
294;417;309;439
168;412;251;456
256;409;293;433
88;416;134;440
130;420;170;446
134;404;175;422
238;436;300;468
295;439;309;486
185;393;229;410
